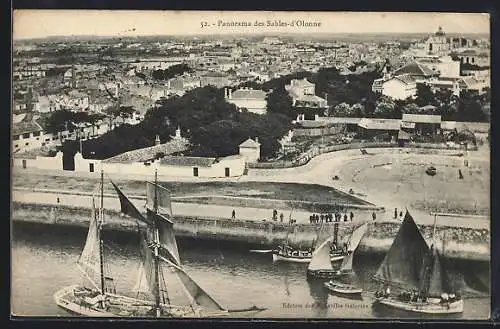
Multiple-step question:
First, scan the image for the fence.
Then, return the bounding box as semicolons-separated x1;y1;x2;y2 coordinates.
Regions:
248;141;474;169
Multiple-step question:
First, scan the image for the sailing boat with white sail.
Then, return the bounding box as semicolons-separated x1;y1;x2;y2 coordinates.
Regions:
54;171;267;317
324;222;369;295
372;211;463;314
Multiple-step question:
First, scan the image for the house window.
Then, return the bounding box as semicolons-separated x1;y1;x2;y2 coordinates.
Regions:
193;167;199;177
36;137;40;140
89;163;94;172
45;138;50;142
41;143;46;146
14;144;19;148
13;135;20;140
22;159;27;169
25;142;29;146
225;167;230;177
33;131;41;137
22;133;30;139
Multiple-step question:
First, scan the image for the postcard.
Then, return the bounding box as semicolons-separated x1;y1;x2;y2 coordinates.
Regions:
11;10;491;320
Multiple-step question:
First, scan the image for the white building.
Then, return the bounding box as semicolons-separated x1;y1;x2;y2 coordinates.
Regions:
225;88;268;115
285;78;327;108
238;138;261;163
373;75;417;100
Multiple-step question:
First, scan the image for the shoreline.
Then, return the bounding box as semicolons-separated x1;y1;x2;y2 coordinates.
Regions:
12;200;490;262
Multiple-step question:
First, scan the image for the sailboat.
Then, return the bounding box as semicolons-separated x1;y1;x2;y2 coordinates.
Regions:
306;235;337;279
324;223;369;295
54;171;267;318
372;211;463;314
272;221;347;263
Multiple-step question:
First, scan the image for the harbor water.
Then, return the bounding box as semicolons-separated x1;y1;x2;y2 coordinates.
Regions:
11;222;490;319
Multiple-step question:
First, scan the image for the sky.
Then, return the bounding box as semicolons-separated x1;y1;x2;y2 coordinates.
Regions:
13;10;490;40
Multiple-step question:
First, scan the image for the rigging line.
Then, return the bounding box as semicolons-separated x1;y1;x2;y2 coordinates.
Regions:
159;263;171;306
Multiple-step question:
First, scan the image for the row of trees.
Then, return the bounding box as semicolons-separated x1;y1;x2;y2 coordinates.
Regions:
151;64;193;81
71;86;291;160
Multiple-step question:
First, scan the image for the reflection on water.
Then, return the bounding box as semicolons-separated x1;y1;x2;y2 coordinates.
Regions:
11;222;490;319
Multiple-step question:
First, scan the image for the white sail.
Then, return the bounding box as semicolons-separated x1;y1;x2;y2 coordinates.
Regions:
340;223;369;273
308;236;334;271
132;263;151;295
77;196;101;288
346;223;369;252
340;251;354;272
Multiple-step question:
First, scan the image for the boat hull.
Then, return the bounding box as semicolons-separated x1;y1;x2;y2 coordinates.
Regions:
324;281;362;295
54;285;265;318
272;253;345;263
374;297;464;314
306;269;338;280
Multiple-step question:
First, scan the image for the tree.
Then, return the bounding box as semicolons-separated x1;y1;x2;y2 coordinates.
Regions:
332;102;356;117
266;88;294;117
374;99;396;118
415;83;435;107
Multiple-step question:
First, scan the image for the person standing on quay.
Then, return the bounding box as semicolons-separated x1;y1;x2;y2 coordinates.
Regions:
372;212;376;221
350;211;354;221
231;209;236;219
280;213;284;222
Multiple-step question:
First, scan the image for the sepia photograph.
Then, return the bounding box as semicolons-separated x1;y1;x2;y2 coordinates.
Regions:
11;10;491;320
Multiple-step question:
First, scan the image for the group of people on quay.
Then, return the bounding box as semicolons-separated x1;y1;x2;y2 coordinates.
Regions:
309;212;355;224
229;208;378;225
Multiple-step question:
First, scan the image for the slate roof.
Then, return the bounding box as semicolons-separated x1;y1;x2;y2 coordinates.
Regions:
393;74;417;85
103;139;189;163
159;156;216;167
392;61;437;77
12;113;43;136
230;89;267;100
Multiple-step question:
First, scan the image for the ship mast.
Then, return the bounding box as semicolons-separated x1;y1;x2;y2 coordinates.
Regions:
152;169;162;317
98;170;106;300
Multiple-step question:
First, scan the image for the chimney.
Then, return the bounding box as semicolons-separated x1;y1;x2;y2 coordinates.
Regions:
229;89;232;99
255;137;259;144
224;88;228;99
155;134;160;146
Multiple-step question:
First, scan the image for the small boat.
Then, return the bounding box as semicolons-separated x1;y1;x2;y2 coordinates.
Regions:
249;249;275;254
372;211;464;315
272;248;345;263
54;171;267;318
306;235;338;279
324;281;362;295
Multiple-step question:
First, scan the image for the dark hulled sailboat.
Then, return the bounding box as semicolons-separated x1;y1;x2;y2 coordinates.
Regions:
372;211;463;314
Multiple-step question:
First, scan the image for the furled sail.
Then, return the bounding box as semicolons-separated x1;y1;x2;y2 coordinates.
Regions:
147;210;181;266
373;211;429;290
308;236;334;271
77;196;101;290
347;223;369;252
111;181;152;225
146;181;172;217
132;234;156;297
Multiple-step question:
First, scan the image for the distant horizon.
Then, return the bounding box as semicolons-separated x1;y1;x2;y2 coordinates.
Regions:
14;31;491;43
13;10;490;40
